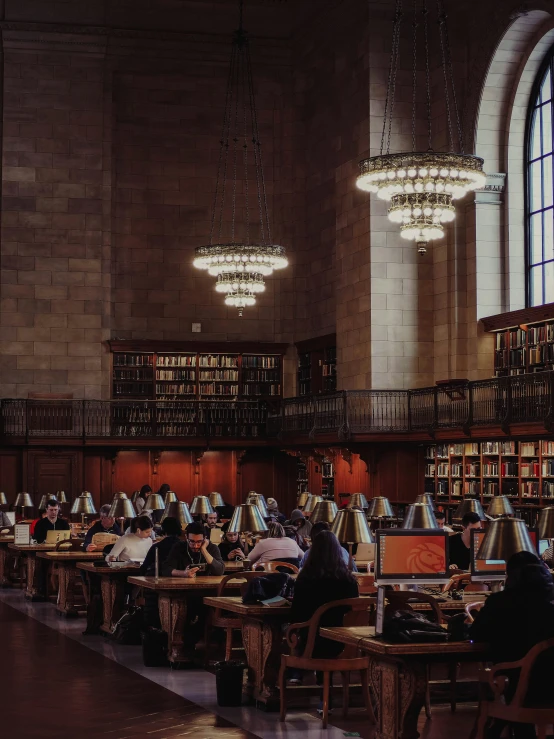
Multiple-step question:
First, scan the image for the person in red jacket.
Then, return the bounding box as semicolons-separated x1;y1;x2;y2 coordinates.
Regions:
30;508;47;537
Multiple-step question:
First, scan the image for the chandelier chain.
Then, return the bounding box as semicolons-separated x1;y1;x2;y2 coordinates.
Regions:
380;0;403;156
211;42;235;245
241;44;250;244
231;36;242;244
422;0;432;151
437;0;464;152
387;1;403;154
411;0;418;152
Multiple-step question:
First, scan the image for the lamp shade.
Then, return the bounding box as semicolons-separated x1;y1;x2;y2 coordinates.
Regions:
108;492;136;520
0;493;7;506
453;498;486;522
165;491;178;505
56;490;68;504
402;503;439;529
367;497;394;519
477;518;536;561
190;496;215;516
145;493;165;511
415;493;436;509
209;492;225;508
247;494;269;518
161;501;193;527
310;500;338;525
348;493;369;510
297;492;310;508
331;508;374;544
303;495;323;514
487;496;515;518
71;494;97;515
538;506;554;540
14;493;33;509
227;504;268;534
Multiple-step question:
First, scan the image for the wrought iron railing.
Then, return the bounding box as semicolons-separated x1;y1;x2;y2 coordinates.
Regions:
1;372;553;441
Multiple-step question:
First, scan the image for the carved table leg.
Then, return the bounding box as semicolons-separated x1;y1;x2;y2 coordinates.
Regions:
56;563;79;617
0;546;12;587
241;616;283;711
25;553;47;600
100;574;127;634
158;594;191;665
369;657;428;739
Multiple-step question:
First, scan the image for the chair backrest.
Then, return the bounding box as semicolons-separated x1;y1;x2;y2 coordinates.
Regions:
443;573;489;593
55;539;77;551
510;637;554;707
464;601;484;623
255;560;299;574
215;571;265;597
386;591;444;624
299;597;371;659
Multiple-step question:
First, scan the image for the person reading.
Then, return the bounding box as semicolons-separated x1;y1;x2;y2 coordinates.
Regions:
82;505;121;551
106;516;152;563
33;499;71;544
448;511;482;570
163;521;224;577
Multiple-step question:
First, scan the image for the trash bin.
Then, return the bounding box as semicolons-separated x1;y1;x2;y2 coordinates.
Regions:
215;660;245;706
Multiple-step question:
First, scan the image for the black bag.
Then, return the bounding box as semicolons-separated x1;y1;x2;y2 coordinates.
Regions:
141;628;169;667
241;573;295;604
384;609;449;643
112;605;143;645
447;612;470;642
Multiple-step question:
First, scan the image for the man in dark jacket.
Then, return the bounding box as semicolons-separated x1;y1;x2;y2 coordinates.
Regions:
140;517;182;628
470;552;554;739
163;521;224;577
82;505;121;551
34;499;71;543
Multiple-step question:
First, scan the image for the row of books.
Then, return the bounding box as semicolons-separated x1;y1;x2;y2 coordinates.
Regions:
113;369;152;381
114;354;152;367
428;441;519;457
521;461;540;477
242;384;281;396
199;355;238;368
155;384;195;395
157;355;195;367
243;370;281;382
113;383;151;396
199;370;239;381
495;328;527;350
494;348;526;368
242;356;280;368
156;370;196;381
528;323;554;344
529;344;554;365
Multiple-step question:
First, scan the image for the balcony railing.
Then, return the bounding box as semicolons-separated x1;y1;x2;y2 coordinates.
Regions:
1;372;553;441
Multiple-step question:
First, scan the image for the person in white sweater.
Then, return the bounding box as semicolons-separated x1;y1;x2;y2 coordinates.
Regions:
106;515;153;563
248;522;304;566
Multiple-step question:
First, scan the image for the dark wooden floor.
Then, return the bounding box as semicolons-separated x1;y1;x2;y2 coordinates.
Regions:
0;600;259;739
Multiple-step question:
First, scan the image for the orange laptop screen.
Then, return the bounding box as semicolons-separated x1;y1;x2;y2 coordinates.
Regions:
375;530;449;584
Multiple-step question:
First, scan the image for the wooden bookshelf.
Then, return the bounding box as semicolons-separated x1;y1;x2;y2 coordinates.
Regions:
109;341;286;437
425;439;554;523
296;334;337;396
481;303;554;377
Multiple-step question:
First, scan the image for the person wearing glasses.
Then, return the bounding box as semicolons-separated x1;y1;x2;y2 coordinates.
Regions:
82;504;121;551
163;521;225;577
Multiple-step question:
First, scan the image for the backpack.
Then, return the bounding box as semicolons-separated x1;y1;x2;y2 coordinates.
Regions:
383;610;449;643
242;573;295;604
111;605;144;645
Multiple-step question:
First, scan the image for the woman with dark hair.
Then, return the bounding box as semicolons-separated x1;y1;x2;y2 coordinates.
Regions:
106;515;153;563
136;484;152;514
287;530;360;701
470;551;554;739
248;521;304;566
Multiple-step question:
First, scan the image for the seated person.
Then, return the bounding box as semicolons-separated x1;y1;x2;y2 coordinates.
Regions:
219;530;247;561
203;511;219;539
266;497;286;524
163;521;225;577
470;552;554;739
448;511;482;570
139;517;182;576
82;504;121;551
29;509;46;536
34;499;71;543
288;530;359;700
248;522;304;567
435;510;454;532
286;509;312;540
106;515;152;563
299;522;358;572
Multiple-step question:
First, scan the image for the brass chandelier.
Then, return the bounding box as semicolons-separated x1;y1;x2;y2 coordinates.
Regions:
193;0;288;314
356;0;486;254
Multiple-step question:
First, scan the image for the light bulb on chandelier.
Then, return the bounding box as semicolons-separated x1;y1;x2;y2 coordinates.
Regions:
356;0;485;254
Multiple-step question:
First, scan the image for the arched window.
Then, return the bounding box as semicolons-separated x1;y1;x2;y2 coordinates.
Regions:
527;52;554;307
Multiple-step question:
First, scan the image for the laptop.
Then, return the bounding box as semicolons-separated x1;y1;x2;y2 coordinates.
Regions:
45;529;71;544
209;527;223;545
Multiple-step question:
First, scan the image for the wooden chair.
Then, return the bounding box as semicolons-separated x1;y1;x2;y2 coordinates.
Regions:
464;601;485;623
279;597;376;729
357;574;377;595
442;573;490;593
204;571;266;664
475;638;554;739
254;561;299;574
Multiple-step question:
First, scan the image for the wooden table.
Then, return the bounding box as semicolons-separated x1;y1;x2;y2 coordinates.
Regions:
0;535;15;587
8;543;59;600
78;562;142;634
36;551;103;616
129;575;241;665
321;626;489;739
204;595;292;710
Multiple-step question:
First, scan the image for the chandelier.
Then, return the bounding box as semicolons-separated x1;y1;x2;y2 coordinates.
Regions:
356;0;486;254
192;0;288;314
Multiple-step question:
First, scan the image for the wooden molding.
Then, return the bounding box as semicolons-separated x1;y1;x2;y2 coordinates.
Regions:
481;302;554;332
295;333;336;353
108;339;289;354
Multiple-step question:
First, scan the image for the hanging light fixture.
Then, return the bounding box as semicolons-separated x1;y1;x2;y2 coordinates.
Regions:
357;0;486;254
192;0;288;315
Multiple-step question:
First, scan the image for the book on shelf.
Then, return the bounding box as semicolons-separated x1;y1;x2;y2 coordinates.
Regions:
242;384;281;396
483;481;499;496
520;461;540;477
543;481;554;498
199;355;238;368
482;461;499;476
482;441;499;454
425;446;436;458
521;481;539;497
449;443;464;455
501;460;518;476
464;442;480;455
242;355;279;368
199;383;239;396
542;440;554;456
520;442;538;456
156;369;196;381
451;463;463;476
465;480;481;496
528;323;554;344
114;354;152;367
495;328;527;350
437;480;449;495
452;480;463;497
156;355;195;367
501;441;518;454
436;444;449;458
542;459;554;476
155;383;195;395
465;462;480;476
437;462;450;476
425;464;436;476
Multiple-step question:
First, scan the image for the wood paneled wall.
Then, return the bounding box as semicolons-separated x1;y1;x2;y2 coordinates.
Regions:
0;444;424;515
